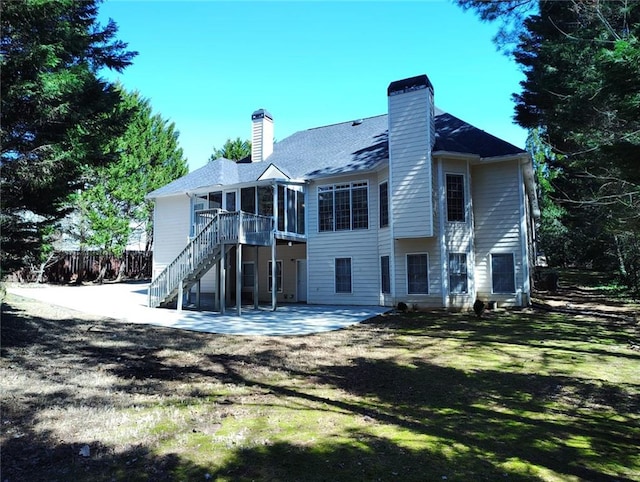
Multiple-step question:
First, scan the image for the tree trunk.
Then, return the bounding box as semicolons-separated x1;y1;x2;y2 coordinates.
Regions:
114;255;127;282
94;255;108;284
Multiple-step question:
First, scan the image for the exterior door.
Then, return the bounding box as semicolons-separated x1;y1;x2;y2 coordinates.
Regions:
296;259;307;303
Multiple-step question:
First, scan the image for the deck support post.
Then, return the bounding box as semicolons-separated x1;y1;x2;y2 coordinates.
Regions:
220;244;226;315
177;283;183;312
271;234;277;311
236;243;242;316
254;246;259;309
195;279;201;309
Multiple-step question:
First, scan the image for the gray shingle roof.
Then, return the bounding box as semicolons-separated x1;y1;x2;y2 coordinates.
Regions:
148;109;525;199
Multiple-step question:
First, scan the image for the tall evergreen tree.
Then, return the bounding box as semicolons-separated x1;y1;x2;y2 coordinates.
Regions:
209;137;252;162
458;0;640;291
76;89;188;281
0;0;136;273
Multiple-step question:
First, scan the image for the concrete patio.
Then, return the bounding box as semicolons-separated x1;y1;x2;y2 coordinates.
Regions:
6;281;389;336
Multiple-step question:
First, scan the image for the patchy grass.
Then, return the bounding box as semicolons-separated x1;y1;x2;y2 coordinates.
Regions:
1;277;639;481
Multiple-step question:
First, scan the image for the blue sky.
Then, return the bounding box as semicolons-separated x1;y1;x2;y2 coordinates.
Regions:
98;1;528;171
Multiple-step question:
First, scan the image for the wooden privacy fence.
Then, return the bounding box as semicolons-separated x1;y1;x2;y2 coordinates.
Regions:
44;250;152;283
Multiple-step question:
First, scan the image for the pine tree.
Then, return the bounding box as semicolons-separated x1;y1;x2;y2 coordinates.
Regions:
0;0;136;272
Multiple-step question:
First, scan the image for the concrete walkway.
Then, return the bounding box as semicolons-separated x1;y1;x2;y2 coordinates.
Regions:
6;282;389;336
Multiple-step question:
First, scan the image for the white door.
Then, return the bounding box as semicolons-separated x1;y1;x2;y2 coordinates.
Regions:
296;259;307;303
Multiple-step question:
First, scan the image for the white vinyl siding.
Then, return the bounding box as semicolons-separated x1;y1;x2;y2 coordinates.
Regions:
472;160;524;304
152;195;191;276
307;173;380;305
393;238;441;306
388;87;434;238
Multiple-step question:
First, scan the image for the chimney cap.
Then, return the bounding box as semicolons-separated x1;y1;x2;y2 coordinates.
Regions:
387;74;433;96
252;108;273;121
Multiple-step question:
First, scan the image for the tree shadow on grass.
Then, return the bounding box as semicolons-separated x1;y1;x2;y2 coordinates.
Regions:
3;296;639;481
368;309;640;361
205;352;639;482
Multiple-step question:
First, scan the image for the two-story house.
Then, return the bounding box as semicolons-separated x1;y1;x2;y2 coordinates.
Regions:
147;74;538;315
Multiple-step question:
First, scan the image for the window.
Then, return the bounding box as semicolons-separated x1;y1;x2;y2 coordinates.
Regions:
407;254;429;294
352;182;368;229
257;186;273;216
318;186;334;232
225;192;236;212
381;256;390;294
491;253;515;293
335;185;351;230
318;182;368;232
446;174;465;222
242;262;255;288
268;260;283;293
296;191;305;235
209;191;222;210
448;253;468;294
379;181;389;228
335;258;352;293
287;187;296;232
277;185;285;231
241;187;256;214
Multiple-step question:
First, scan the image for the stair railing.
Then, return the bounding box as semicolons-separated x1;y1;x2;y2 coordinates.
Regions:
148;212;220;307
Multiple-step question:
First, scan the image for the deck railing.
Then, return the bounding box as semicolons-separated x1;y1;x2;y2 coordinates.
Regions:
148;210;274;308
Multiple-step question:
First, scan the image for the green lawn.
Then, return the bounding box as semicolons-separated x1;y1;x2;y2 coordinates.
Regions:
1;277;638;481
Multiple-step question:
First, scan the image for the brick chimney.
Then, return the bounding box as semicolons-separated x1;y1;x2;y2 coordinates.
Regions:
251;109;273;162
387;74;435;238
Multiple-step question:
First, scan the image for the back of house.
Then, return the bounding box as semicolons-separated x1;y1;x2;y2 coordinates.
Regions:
147;73;538;312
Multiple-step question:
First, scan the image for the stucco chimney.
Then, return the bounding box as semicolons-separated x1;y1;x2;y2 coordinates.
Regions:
387;74;435;238
251;109;273;162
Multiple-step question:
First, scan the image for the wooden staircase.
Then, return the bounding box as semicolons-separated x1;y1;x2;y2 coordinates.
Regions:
148;210;274;308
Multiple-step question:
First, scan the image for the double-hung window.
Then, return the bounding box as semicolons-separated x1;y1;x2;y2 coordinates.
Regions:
380;255;390;294
448;253;468;294
491;253;515;293
446;174;465;222
407;254;429;294
379;181;389;228
318;182;368;232
335;258;352;293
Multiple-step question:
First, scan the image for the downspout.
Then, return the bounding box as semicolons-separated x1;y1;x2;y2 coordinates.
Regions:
467;159;477;306
437;158;448;308
518;158;531;306
389;166;397;306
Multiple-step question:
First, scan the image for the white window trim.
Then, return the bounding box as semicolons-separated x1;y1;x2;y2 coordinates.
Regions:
445;172;467;224
490;252;516;294
379;180;389;229
406;252;430;295
317;181;369;233
334;257;353;294
380;255;391;294
448;252;468;295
